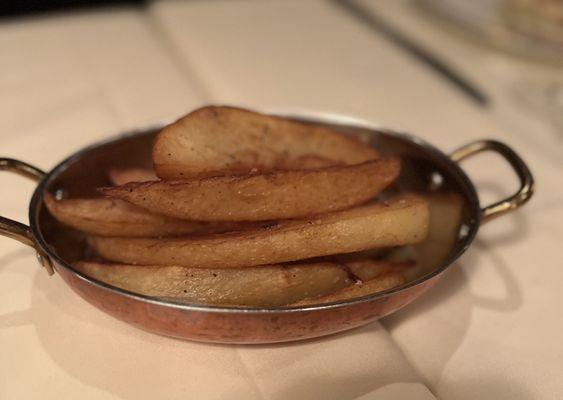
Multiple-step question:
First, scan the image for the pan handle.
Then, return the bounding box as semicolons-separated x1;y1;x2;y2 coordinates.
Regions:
450;140;534;224
0;158;54;275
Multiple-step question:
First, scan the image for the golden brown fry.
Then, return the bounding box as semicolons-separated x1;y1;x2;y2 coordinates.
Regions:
384;193;464;280
414;193;465;270
153;106;379;179
88;196;429;268
108;168;156;186
292;272;405;306
346;260;413;281
44;194;267;237
75;259;404;307
75;261;354;307
101;158;400;221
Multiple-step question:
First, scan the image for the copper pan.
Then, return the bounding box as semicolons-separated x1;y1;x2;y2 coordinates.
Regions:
0;115;534;344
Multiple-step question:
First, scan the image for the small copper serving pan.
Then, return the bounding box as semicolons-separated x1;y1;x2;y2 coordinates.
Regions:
0;116;534;344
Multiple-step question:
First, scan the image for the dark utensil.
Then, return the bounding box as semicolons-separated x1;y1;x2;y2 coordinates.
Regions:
332;0;489;106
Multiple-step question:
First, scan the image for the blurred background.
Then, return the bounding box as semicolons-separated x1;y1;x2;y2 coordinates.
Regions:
1;0;561;161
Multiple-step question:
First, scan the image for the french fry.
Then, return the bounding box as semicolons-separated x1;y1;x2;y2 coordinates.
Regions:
75;261;344;307
75;259;404;307
44;194;266;237
384;193;464;280
153;106;379;179
88;196;429;268
414;193;465;269
101;158;400;221
292;272;405;306
346;260;413;281
108;168;156;186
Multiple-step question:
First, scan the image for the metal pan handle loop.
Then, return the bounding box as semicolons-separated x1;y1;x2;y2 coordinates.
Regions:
0;158;54;275
450;140;534;224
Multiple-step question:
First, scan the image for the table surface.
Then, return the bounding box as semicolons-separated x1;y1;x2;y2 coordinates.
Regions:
1;1;561;399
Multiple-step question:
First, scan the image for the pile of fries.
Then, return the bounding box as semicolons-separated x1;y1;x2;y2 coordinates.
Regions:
46;106;437;307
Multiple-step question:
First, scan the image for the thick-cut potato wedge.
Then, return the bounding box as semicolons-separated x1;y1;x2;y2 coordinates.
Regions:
292;272;405;306
346;260;413;281
75;261;350;307
153;106;379;179
414;193;464;269
101;158;400;221
44;194;266;237
108;168;156;186
385;193;464;280
75;259;400;307
88;196;429;268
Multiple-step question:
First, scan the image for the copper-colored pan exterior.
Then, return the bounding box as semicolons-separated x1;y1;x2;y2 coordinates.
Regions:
0;117;534;344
